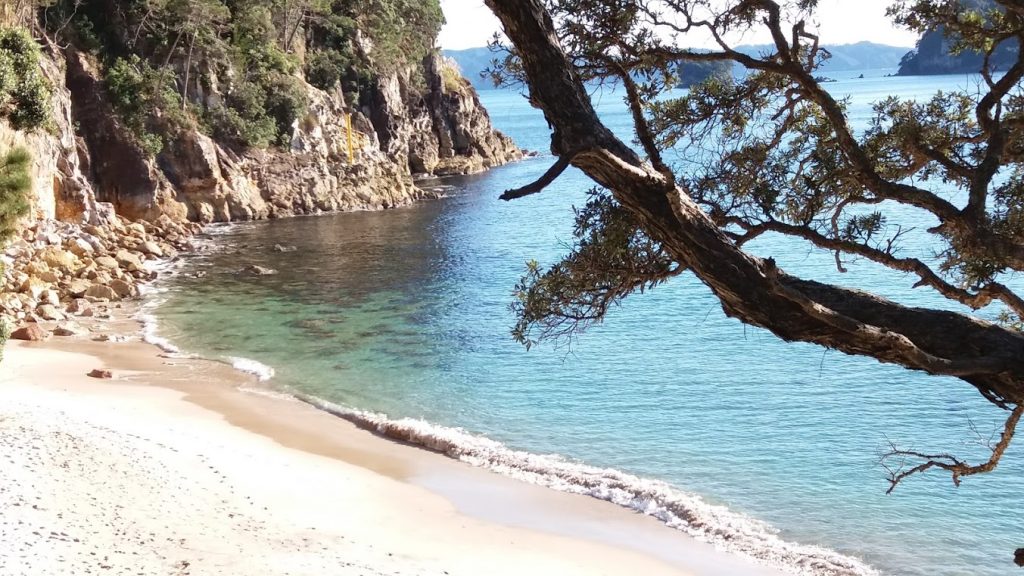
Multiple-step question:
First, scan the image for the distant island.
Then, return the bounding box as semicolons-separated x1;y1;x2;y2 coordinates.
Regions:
677;61;732;88
445;42;911;90
897;26;1020;75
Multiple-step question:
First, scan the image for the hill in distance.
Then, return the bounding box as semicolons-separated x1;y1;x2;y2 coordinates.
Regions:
444;41;911;90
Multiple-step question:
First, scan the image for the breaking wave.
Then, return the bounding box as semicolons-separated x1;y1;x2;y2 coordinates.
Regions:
227;357;276;381
291;392;879;576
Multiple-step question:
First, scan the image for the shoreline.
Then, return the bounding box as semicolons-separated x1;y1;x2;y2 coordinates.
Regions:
0;335;789;576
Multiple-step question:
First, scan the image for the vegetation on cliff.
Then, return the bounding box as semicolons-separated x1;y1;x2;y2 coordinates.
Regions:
0;146;33;361
0;24;49;362
0;26;51;130
40;0;444;152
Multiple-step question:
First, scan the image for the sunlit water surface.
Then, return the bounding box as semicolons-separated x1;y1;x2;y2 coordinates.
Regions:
152;70;1023;576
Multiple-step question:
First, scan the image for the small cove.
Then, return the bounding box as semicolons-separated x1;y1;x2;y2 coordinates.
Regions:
149;73;1024;576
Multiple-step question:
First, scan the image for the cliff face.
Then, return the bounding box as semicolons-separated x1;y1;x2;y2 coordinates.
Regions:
58;51;519;224
371;53;520;177
0;41;111;228
4;10;520;227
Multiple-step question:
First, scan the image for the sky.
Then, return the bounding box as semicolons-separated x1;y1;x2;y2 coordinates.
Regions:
438;0;920;50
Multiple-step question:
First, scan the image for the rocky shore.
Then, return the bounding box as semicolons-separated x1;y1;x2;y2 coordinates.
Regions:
0;215;197;342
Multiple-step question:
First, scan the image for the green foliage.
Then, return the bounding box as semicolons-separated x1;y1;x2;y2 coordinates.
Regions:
305;0;444;102
0;26;52;130
512;189;678;349
104;55;184;154
0;146;31;241
306;49;349;91
439;57;466;93
0;145;32;365
42;0;443;149
503;0;1024;354
0;313;11;363
206;73;305;148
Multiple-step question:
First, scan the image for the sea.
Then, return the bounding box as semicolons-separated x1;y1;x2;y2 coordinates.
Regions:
145;68;1024;576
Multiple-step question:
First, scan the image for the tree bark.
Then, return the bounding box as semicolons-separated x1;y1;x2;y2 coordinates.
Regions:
484;0;1024;407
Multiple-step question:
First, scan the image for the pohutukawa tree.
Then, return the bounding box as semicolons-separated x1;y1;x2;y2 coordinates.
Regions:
484;0;1024;502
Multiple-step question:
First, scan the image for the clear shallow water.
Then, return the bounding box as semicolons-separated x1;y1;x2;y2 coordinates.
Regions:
153;71;1023;576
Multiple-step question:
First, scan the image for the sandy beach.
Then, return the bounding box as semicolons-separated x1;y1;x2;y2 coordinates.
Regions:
0;337;785;576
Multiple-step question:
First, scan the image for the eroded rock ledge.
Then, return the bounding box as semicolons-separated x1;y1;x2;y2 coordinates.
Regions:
64;50;520;224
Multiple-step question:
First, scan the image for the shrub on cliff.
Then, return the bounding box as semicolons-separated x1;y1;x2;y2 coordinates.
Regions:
0;146;32;364
41;0;443;146
104;56;184;155
0;146;31;241
439;57;467;94
0;26;52;130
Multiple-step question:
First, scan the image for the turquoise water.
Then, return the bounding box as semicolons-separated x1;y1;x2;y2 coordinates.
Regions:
152;71;1023;575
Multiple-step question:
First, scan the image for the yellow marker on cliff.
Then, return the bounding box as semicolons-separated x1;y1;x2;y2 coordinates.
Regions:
345;114;354;164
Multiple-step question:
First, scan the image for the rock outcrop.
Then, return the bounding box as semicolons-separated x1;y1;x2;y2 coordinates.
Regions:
369;54;521;177
0;12;521;334
60;50;520;224
0;42;113;228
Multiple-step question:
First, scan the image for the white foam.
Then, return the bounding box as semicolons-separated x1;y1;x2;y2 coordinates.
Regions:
293;393;879;576
228;357;276;382
138;312;182;355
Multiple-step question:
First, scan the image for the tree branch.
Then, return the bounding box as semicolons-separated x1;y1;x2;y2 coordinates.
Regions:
499;152;576;200
486;0;1024;410
881;404;1023;493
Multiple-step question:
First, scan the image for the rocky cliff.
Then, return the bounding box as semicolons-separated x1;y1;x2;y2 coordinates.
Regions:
60;50;519;224
3;4;520;226
0;4;521;334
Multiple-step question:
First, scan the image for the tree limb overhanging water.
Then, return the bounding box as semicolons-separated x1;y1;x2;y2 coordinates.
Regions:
485;0;1024;520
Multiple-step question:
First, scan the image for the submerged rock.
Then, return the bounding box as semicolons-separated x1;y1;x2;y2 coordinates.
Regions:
240;265;277;276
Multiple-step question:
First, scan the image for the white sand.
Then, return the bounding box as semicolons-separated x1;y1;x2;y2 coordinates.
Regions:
2;340;782;573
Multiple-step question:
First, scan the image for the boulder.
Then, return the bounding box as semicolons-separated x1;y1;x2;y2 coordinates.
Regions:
141;241;164;257
20;277;47;300
115;249;144;272
85;284;118;301
68;237;95;257
0;293;23;313
94;255;119;270
37;304;64;321
38;246;78;272
37;270;60;283
66;298;91;314
53;322;86;336
87;369;113;379
39;289;60;308
67;278;93;298
10;325;49;341
25;261;51;277
108;279;135;299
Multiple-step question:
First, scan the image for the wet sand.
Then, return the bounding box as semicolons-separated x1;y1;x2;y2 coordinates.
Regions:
0;336;785;575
